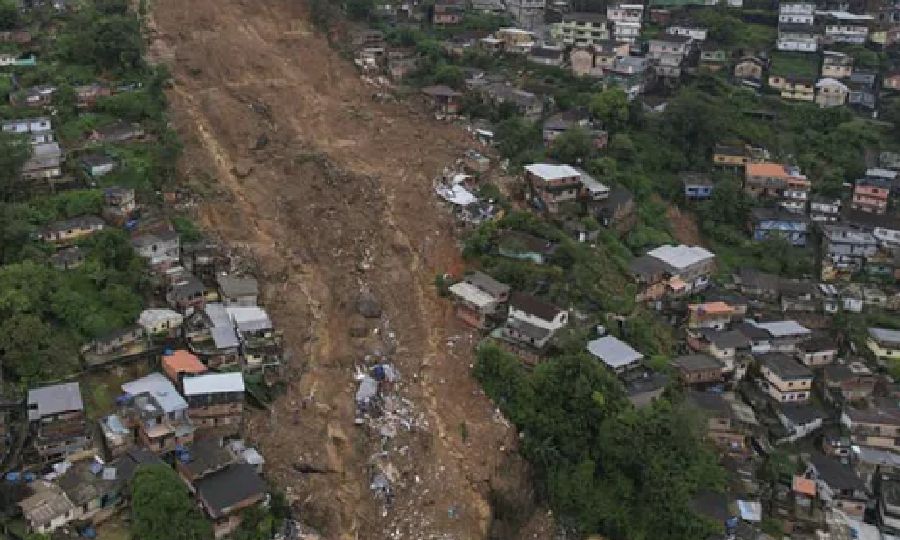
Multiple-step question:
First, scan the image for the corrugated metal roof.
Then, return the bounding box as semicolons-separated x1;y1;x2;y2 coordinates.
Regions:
586;336;643;368
121;373;187;413
27;382;83;420
183;372;245;396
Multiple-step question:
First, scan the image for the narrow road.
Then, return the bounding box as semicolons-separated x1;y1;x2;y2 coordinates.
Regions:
145;1;526;538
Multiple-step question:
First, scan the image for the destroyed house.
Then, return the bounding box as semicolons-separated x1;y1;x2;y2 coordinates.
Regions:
497;230;557;264
102;186;136;224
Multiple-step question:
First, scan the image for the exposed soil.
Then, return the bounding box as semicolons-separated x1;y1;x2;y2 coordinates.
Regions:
666;204;703;246
145;1;540;538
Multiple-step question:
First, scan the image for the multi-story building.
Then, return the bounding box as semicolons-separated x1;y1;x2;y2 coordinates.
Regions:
648;34;692;78
821;11;872;44
822;50;853;78
759;353;814;402
524;163;583;214
27;382;93;464
842;405;900;452
182;372;245;438
809;195;841;222
569;41;630;78
506;0;546;30
821;225;878;277
851;176;891;214
779;2;815;24
499;293;568;360
815;77;849;108
630;244;716;301
744;162;810;212
550;12;610;46
121;373;195;454
777;23;819;51
607;3;644;43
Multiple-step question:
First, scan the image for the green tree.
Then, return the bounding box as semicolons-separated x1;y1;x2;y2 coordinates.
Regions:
0;133;31;203
433;64;465;90
0;0;18;30
131;464;213;540
495;117;542;164
589;89;629;133
549;126;594;165
344;0;373;20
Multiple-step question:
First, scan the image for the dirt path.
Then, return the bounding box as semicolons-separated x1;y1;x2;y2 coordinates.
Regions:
145;1;530;538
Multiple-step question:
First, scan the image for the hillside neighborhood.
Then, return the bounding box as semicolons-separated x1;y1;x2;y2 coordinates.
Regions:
1;0;900;538
343;0;900;538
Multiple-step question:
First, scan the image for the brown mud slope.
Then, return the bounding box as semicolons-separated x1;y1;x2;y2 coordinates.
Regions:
146;0;543;538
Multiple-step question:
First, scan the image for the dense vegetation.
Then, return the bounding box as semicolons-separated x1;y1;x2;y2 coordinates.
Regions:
131;465;213;540
0;0;180;386
476;343;724;538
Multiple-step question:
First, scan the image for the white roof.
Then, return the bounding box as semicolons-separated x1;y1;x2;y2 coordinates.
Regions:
226;306;272;331
816;77;848;90
647;244;715;270
448;281;497;309
866;167;899;180
436;184;477;206
525;163;581;181
121;373;187;413
817;10;873;20
751;320;811;338
138;308;183;327
182;372;245;396
586;336;643;368
870;327;900;343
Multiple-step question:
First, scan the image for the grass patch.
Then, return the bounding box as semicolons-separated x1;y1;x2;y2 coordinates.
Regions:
770;52;819;78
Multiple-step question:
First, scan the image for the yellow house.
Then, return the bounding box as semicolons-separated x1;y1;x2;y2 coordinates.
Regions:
768;75;815;102
713;143;750;167
759;353;813;402
38;216;106;243
868;327;900;362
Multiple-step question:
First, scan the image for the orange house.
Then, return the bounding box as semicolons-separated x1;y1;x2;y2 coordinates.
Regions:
162;350;208;387
851;178;890;214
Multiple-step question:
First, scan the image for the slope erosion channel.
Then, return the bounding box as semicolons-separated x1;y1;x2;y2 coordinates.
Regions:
145;0;539;538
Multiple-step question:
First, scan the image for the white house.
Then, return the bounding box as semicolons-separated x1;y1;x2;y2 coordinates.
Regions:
138;308;185;336
502;292;568;350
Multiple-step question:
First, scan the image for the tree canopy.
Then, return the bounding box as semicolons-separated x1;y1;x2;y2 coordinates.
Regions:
131;464;213;540
475;343;724;538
